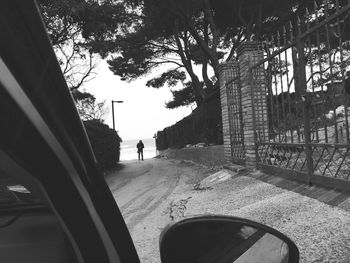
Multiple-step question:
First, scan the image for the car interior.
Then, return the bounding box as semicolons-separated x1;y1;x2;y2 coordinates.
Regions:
0;68;80;262
0;1;140;263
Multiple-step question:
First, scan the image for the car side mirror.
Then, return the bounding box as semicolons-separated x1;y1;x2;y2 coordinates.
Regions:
160;215;299;263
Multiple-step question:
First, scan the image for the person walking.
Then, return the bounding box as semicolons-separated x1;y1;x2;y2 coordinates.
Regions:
137;140;144;161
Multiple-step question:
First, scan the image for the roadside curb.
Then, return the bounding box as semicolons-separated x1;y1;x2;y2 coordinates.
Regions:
223;163;350;212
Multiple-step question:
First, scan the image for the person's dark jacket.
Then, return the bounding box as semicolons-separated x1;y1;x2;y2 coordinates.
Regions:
137;141;144;153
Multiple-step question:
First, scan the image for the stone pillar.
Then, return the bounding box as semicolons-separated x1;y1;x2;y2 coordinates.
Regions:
218;60;239;163
237;41;268;168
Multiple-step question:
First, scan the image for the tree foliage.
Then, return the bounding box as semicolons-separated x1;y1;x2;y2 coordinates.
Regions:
38;1;123;167
84;119;122;170
72;90;108;121
38;0;93;90
39;0;332;109
82;0;313;108
146;69;187;88
72;90;122;168
38;0;126;90
165;82;197;109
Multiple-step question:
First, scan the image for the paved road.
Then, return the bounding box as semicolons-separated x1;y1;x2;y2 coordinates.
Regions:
106;158;350;263
105;158;212;263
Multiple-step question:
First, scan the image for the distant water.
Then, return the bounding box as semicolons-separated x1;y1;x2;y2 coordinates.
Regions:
120;138;157;161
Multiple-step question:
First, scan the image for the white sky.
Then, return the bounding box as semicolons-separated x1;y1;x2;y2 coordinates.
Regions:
84;60;193;141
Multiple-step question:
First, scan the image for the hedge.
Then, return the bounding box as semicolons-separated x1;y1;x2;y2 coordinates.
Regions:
156;90;223;150
84;119;122;170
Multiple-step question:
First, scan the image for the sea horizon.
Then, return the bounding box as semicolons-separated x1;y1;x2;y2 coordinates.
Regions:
120;138;157;161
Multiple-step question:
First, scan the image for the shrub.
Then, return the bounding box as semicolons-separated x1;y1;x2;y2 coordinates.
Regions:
83;119;122;170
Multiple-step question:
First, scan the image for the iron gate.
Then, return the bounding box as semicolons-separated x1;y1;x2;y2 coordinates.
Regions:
226;76;245;164
250;0;350;188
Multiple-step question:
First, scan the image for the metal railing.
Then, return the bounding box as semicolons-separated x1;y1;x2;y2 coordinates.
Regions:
250;0;350;186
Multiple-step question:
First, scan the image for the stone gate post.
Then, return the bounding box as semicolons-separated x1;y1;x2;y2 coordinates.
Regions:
218;60;239;163
237;41;268;169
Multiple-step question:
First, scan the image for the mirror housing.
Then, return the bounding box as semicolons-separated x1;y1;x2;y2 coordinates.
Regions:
160;215;299;263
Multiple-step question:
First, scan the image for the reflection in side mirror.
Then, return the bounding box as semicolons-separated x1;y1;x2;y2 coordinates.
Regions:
160;216;299;263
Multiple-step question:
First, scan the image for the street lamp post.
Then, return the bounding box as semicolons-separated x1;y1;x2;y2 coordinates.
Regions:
111;100;123;130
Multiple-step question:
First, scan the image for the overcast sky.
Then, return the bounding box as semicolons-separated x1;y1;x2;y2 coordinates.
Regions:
84;59;192;141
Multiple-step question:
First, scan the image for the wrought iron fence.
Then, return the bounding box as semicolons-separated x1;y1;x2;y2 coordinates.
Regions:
250;0;350;184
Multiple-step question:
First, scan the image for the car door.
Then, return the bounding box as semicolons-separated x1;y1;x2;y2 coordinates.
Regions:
0;1;140;262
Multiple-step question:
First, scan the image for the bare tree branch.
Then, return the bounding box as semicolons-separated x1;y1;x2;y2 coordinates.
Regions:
70;51;97;91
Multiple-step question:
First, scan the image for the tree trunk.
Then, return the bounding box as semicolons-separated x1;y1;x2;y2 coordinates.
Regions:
186;18;220;78
174;22;205;106
202;16;214;92
202;59;214;92
190;74;205;106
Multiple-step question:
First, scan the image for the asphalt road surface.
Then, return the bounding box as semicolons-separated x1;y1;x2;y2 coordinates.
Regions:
106;158;350;263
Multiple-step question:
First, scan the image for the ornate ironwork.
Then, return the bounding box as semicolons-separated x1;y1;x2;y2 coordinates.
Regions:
251;0;350;183
226;76;245;164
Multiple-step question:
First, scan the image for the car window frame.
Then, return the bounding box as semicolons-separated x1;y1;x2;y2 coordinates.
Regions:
0;1;140;262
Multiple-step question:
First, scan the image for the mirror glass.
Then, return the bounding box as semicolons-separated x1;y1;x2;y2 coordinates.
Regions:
160;219;291;263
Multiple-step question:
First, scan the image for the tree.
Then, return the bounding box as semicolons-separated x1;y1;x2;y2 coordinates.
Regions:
55;35;98;91
38;0;126;90
84;0;307;109
38;1;124;167
38;0;94;90
165;82;197;109
104;16;211;107
72;90;108;121
39;0;315;109
103;0;235;107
